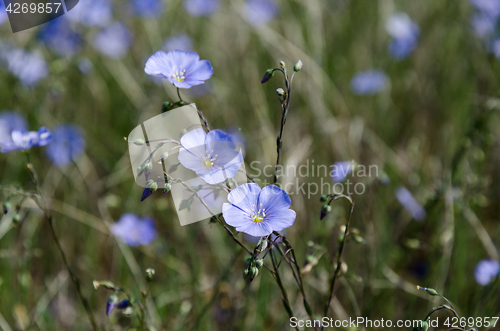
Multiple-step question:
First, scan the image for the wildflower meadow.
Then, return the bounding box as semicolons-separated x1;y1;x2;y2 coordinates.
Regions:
0;0;500;330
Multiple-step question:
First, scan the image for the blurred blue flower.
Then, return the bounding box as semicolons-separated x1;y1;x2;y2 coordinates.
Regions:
0;127;52;153
45;124;85;167
78;58;94;74
131;0;164;18
471;13;498;38
469;0;500;18
145;50;213;88
350;69;388;95
0;1;7;25
223;183;296;237
474;259;500;285
4;48;48;86
386;13;419;60
395;187;426;221
0;111;27;144
178;128;243;184
110;213;157;246
38;18;81;57
163;34;193;52
243;0;279;27
93;22;132;59
67;0;112;27
331;161;353;182
183;0;220;17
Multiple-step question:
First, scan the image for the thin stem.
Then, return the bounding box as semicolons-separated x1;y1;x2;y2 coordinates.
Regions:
322;199;355;325
269;244;298;331
176;87;183;102
25;152;98;331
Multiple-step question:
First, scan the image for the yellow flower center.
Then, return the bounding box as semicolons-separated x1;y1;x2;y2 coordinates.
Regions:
173;69;186;82
202;159;213;167
202;151;217;168
251;203;266;223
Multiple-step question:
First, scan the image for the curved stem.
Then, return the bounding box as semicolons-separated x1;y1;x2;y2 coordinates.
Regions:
25;153;99;331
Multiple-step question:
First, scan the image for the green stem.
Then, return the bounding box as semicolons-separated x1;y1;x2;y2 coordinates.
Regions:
25;152;99;331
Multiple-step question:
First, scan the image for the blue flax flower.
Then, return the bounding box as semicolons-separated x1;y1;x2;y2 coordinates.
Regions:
394;187;426;221
3;48;48;86
474;259;500;285
0;111;27;144
45;124;85;167
163;34;193;52
331;161;353;182
471;13;498;38
183;0;220;17
38;18;81;57
93;22;132;59
145;50;213;88
110;213;157;246
178;128;243;185
350;69;388;95
67;0;112;27
0;127;52;153
0;1;7;25
470;0;500;18
243;0;279;27
131;0;164;18
385;12;420;60
223;183;296;237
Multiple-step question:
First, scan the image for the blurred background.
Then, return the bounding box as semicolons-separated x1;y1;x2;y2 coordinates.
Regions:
0;0;500;330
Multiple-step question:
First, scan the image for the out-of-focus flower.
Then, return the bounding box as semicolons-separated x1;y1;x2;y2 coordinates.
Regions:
0;127;52;153
38;18;81;57
331;161;354;182
110;213;157;246
145;50;213;88
3;48;48;86
350;69;388;95
223;183;296;237
45;124;85;167
471;13;498;38
386;12;419;60
67;0;112;27
0;111;27;144
131;0;164;18
163;34;193;52
474;259;500;285
469;0;500;18
395;187;426;221
106;293;118;316
78;58;93;74
183;0;220;17
178;128;243;184
243;0;279;27
0;1;7;25
93;22;132;59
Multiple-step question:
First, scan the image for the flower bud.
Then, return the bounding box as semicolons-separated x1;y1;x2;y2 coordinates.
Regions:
146;267;155;282
131;139;145;146
3;201;10;214
249;266;259;280
260;239;268;252
276;88;285;97
117;299;131;310
353;235;366;244
144;162;153;173
243;269;250;279
320;195;328;202
254;259;264;269
163;182;171;194
320;204;332;220
261;69;274;84
106;292;118;316
417;286;438;296
162;101;172;113
146;180;158;191
137;165;143;174
13;214;21;224
294;60;303;72
280;61;286;69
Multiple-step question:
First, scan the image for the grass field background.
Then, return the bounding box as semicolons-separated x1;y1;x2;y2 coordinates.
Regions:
0;0;499;330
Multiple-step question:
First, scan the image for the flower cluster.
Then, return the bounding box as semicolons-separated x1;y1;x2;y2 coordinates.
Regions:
0;126;52;153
